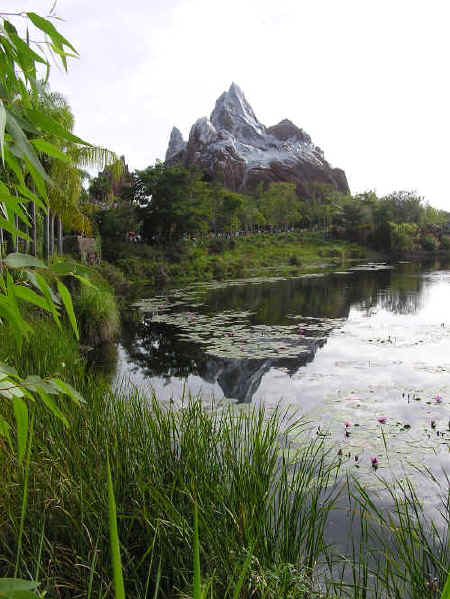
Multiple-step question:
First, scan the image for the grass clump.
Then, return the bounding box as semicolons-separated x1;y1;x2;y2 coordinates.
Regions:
0;314;85;381
0;388;341;598
73;280;120;345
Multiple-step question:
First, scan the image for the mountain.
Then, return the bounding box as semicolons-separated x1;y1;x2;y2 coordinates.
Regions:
165;83;349;196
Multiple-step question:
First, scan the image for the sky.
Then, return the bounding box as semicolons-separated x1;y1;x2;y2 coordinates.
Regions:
4;0;450;209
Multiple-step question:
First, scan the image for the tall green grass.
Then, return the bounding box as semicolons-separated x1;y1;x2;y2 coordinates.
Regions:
73;281;120;345
0;316;448;598
0;376;341;597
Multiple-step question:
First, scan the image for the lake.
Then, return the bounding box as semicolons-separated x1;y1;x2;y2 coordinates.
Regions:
112;259;450;508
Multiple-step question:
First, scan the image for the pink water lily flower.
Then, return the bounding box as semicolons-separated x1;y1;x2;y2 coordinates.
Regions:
434;395;443;403
371;456;378;466
344;421;351;428
377;417;387;424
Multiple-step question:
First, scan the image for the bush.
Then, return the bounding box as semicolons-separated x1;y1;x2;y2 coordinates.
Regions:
73;282;120;345
440;235;450;250
208;238;227;254
95;261;130;294
421;234;439;252
211;257;227;280
288;254;301;266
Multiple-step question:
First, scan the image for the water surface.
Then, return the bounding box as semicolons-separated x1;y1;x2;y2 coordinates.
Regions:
115;260;450;498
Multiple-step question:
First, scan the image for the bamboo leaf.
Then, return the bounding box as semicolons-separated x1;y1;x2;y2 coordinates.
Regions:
49;378;84;405
56;279;79;339
14;285;52;312
5;112;49;182
0;578;38;592
0;416;12;449
0;362;18;377
31;138;70;163
107;455;126;599
26;12;78;55
24;109;89;146
4;253;47;269
0;215;28;239
0;99;6;164
441;572;450;599
32;272;61;328
16;184;46;212
50;261;92;276
34;388;68;427
12;397;28;463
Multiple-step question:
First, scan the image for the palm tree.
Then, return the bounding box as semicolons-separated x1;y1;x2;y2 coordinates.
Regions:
35;86;122;260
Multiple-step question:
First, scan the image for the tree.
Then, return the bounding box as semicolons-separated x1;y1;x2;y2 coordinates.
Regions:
136;163;211;242
260;183;301;230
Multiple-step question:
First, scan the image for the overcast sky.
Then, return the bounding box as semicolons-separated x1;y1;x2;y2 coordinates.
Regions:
5;0;450;209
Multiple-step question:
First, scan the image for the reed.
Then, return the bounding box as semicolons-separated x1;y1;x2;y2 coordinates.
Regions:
0;322;448;597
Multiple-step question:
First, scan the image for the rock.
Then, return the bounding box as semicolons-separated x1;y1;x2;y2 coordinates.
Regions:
165;126;187;162
165;83;350;196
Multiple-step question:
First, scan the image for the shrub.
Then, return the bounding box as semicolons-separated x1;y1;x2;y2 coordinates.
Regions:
288;254;300;266
208;238;227;254
440;235;450;250
95;261;130;294
421;234;439;252
73;282;120;345
211;257;227;280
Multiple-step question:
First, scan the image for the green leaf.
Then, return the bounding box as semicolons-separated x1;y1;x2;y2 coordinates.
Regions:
0;215;26;240
107;455;126;599
193;500;201;599
5;112;49;182
2;591;40;598
22;375;58;395
24;109;89;146
4;253;47;269
4;147;25;186
0;99;6;164
49;378;85;405
26;12;78;55
33;387;68;427
0;417;12;449
0;578;38;592
56;280;78;339
12;397;28;463
32;272;61;329
25;271;60;305
0;362;18;377
441;571;450;599
31;139;70;163
16;184;46;212
50;261;92;276
14;285;51;312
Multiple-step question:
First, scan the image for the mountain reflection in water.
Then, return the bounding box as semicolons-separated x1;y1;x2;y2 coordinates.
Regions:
117;261;444;403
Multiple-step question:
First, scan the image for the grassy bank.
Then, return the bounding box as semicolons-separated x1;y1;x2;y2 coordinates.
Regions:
100;232;377;290
0;315;448;598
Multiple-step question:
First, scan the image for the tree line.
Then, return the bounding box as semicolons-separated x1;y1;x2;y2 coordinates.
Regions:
90;161;450;253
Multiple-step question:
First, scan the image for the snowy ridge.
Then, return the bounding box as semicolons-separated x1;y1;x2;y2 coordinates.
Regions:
165;83;349;195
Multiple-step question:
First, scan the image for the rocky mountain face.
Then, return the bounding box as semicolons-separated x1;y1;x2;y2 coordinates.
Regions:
165;83;349;196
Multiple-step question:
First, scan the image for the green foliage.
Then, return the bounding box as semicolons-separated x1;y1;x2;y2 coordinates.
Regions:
440;235;450;250
136;163;211;241
421;234;439;252
106;455;125;599
73;279;120;345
